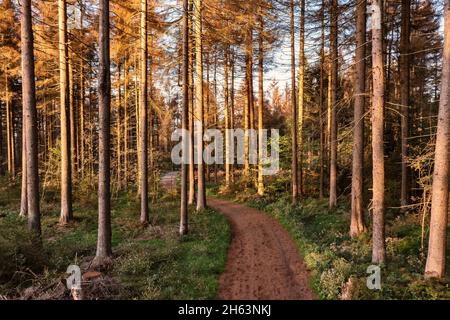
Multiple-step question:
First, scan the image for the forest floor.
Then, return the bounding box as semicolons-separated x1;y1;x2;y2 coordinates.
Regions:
208;198;314;300
208;173;450;300
0;175;230;300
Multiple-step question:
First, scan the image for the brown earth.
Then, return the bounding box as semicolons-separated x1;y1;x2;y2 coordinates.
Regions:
208;198;314;300
160;172;314;300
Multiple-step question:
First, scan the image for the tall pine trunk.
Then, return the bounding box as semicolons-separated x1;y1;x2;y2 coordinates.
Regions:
298;0;305;196
59;0;72;225
290;0;299;205
425;0;450;279
96;0;112;261
194;0;206;210
350;0;367;237
139;0;149;224
400;0;411;209
180;0;189;236
329;0;338;209
21;0;41;236
257;2;264;196
371;0;386;264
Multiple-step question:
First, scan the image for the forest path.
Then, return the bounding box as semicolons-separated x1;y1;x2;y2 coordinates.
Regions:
160;172;314;300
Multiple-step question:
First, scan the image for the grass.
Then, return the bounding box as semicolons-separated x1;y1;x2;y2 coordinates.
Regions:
208;177;450;300
0;177;231;300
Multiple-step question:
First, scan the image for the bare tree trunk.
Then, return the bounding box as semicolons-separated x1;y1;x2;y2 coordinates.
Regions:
400;0;411;209
116;61;122;186
5;70;15;177
224;47;231;189
244;29;252;180
79;3;85;179
21;0;41;236
290;0;298;205
371;0;386;264
194;0;206;210
425;0;450;279
96;0;112;261
188;0;195;205
180;0;189;236
329;0;338;209
124;60;129;186
319;0;325;199
20;119;27;217
69;51;76;179
230;50;235;183
59;0;72;225
257;2;264;196
298;0;305;196
139;0;149;224
350;0;367;237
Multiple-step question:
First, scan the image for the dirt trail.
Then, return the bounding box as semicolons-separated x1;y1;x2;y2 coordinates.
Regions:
208;198;314;300
160;172;314;300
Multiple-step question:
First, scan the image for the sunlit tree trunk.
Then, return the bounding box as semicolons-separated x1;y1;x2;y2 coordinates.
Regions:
124;60;129;186
59;0;72;225
188;0;195;205
69;51;76;179
5;69;15;177
319;0;325;199
257;2;264;196
400;0;411;209
21;0;41;236
180;0;189;236
79;3;85;179
20;120;27;217
290;0;298;205
425;0;450;279
371;0;386;264
329;0;338;209
350;0;367;237
230;50;235;183
224;47;231;189
194;0;206;210
116;61;122;186
298;0;305;196
96;0;112;261
139;0;149;224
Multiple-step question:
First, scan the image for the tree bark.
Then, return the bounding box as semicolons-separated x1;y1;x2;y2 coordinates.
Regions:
224;47;231;189
180;0;189;236
425;0;450;279
194;0;206;210
257;2;264;196
59;0;72;225
139;0;149;224
21;0;41;236
96;0;112;260
290;0;298;205
400;0;411;209
371;0;386;264
20;118;27;217
188;0;195;205
329;0;338;209
350;0;367;237
319;0;325;199
298;0;305;196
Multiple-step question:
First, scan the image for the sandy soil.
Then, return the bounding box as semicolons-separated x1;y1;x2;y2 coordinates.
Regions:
208;198;314;300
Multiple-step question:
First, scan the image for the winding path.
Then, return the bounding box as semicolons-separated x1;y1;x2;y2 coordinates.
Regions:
161;172;314;300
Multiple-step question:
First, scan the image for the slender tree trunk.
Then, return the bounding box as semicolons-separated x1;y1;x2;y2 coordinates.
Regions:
224;47;231;189
69;51;76;179
194;0;206;210
371;0;386;264
5;70;15;177
96;0;112;261
400;0;411;209
244;29;252;180
425;0;450;279
79;3;85;178
257;2;264;196
290;0;298;205
116;61;122;186
319;0;325;199
180;0;189;236
230;50;235;183
329;0;338;209
188;0;195;205
59;0;72;225
139;0;149;224
20;119;27;217
298;0;305;196
21;0;41;236
124;61;129;186
350;0;367;237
